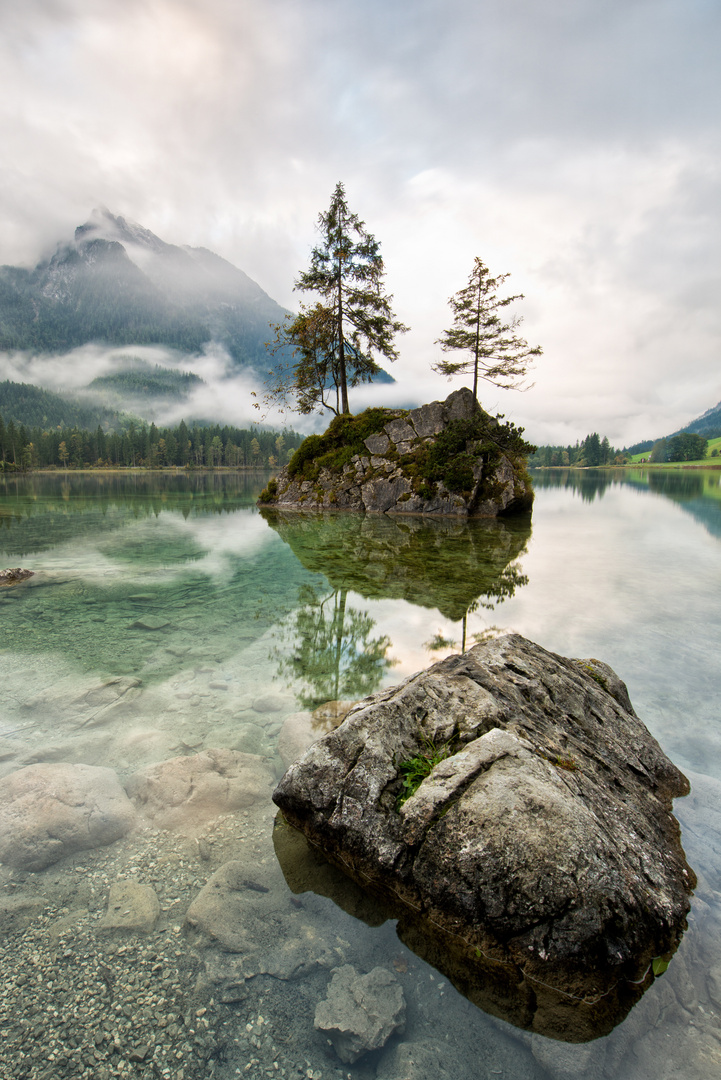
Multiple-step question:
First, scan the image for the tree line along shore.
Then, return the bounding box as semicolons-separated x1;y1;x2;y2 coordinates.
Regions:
530;431;721;469
0;414;304;471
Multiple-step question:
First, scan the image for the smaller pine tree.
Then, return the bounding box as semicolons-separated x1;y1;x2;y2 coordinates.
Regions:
434;257;542;401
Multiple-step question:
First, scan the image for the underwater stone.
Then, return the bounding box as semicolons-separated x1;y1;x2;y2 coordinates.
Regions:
99;879;160;933
0;762;136;870
126;748;274;832
130;616;169;630
314;964;406;1064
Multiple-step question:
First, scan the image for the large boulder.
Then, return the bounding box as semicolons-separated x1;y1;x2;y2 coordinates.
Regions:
259;388;534;518
273;634;695;1015
0;762;136;870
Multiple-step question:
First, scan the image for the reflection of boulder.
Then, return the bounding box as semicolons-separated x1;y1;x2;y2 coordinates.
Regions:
262;511;531;621
273;634;695;1041
274;813;651;1043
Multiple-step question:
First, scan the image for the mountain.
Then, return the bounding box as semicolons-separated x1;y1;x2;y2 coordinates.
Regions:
0;208;290;366
0;380;128;431
624;398;721;454
671;400;721;440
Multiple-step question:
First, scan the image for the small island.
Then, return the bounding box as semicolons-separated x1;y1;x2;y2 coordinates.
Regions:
258;388;535;517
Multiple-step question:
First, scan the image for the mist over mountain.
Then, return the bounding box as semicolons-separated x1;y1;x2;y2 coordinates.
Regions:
0;208;290;366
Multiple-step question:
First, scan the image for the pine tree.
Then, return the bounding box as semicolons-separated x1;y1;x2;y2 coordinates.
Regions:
433;258;541;401
268;182;407;415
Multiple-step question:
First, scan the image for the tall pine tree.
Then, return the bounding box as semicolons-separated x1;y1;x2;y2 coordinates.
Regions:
268;182;407;416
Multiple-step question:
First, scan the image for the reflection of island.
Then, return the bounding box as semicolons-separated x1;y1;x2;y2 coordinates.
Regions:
273;584;395;710
273;816;654;1044
260;510;532;622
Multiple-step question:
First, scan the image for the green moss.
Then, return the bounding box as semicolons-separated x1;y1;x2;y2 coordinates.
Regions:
577;660;609;691
396;737;454;809
284;404;536;511
286;408;401;482
258;477;278;503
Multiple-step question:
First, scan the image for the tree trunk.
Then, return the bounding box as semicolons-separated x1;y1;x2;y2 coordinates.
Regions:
473;285;481;403
332;589;348;700
337;259;349;414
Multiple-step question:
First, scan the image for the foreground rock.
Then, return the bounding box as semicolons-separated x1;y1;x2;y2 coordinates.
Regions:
0;568;33;586
259;388;534;517
314;964;406;1064
126;748;275;833
0;762;136;870
274;633;695;1027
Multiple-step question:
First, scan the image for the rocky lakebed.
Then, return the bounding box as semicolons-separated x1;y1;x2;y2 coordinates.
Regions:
1;628;720;1080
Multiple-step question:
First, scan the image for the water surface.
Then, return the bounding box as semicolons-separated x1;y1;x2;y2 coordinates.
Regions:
0;468;719;1080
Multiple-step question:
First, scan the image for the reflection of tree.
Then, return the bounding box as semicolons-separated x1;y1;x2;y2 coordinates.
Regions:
275;584;395;710
425;560;529;653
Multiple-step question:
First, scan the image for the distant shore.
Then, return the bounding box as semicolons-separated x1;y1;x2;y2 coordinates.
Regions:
531;462;721;471
0;465;274;475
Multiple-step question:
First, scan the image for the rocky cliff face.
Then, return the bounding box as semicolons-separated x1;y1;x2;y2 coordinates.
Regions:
273;633;695;1034
259;388;534;517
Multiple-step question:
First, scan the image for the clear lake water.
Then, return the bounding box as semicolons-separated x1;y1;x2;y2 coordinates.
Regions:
0;467;720;1080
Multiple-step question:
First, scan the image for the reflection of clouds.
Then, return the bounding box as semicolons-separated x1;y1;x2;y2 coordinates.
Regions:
162;509;280;576
347;594;505;686
28;508;279;586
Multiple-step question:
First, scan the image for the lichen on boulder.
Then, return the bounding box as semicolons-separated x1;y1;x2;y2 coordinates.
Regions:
258;388;534;517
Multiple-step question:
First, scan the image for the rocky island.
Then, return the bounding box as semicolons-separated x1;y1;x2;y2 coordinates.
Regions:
273;633;695;1038
258;388;534;517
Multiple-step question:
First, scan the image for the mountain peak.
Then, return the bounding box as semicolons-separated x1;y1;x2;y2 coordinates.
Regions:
75;208;170;255
0;211;290;365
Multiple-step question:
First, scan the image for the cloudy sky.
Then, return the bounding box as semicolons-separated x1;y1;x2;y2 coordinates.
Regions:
1;0;719;445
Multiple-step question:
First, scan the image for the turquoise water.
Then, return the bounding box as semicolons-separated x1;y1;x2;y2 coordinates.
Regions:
0;469;720;1080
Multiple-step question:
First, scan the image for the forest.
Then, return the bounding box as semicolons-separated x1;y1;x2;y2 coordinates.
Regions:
527;432;625;468
0;413;304;470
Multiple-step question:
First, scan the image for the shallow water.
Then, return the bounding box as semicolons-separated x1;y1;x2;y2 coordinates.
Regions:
0;468;720;1080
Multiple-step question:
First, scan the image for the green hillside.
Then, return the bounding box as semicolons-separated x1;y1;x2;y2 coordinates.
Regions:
89;361;204;400
628;434;721;466
0;380;131;430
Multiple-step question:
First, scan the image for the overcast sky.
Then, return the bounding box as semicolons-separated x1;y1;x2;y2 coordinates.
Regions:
1;0;719;445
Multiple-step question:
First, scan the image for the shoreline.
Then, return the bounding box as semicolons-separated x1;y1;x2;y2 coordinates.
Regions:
530;463;721;472
0;466;274;476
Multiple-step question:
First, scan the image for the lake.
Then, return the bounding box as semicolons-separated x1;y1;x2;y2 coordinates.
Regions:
0;468;719;1080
